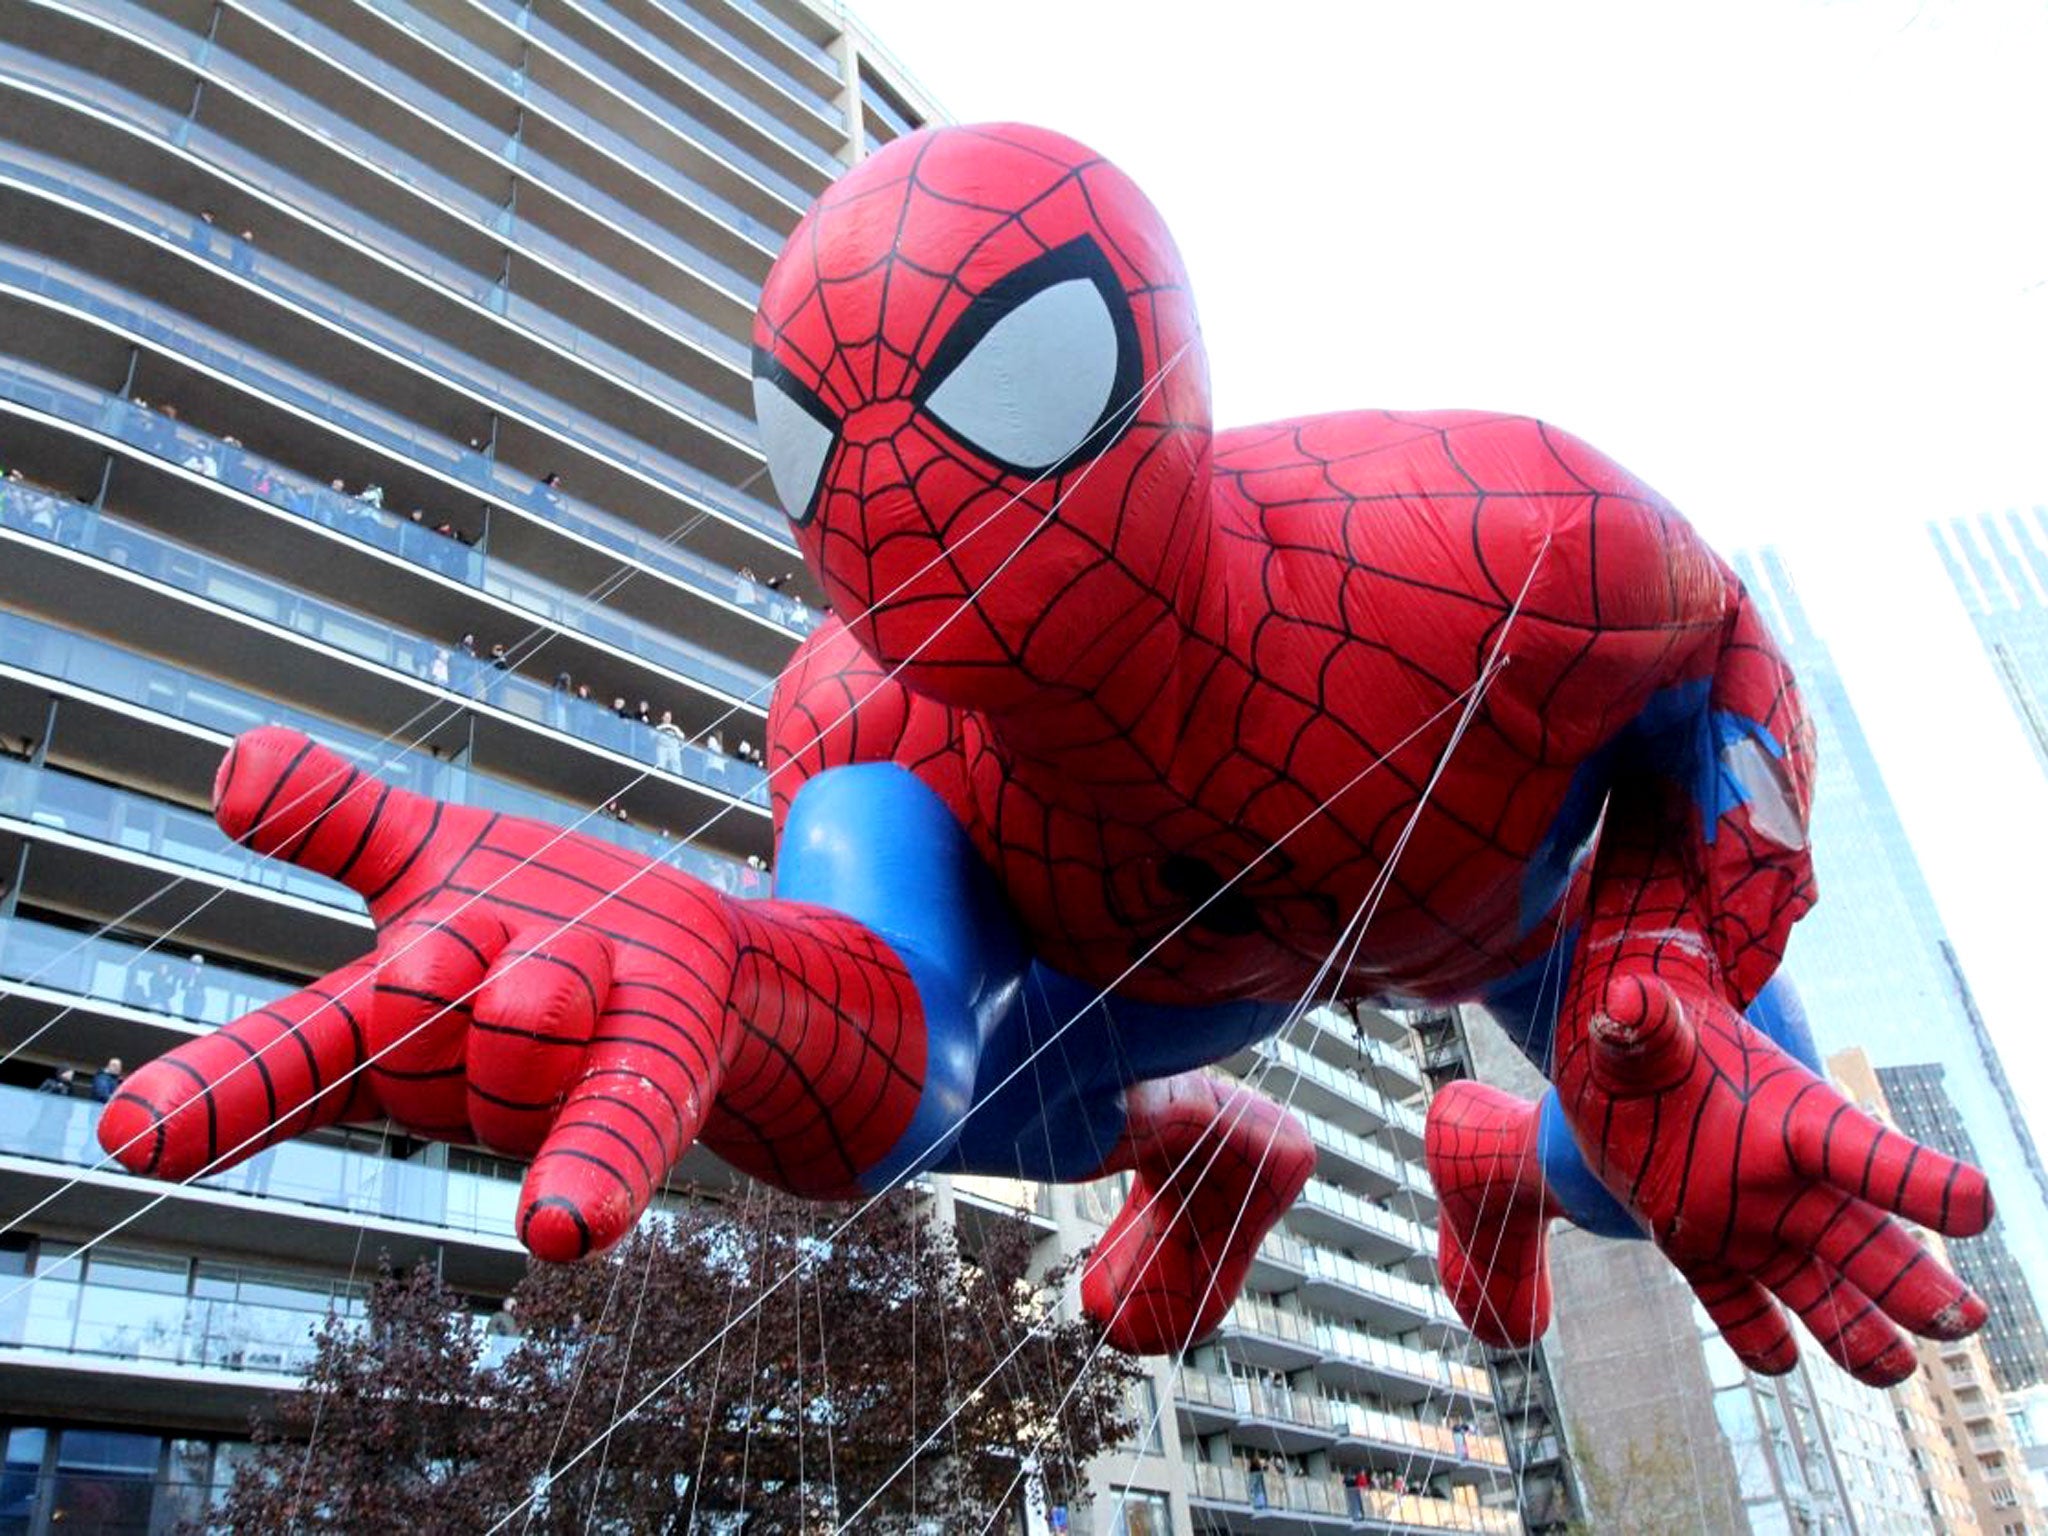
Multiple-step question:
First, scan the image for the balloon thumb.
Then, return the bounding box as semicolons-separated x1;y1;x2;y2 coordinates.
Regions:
1588;973;1696;1095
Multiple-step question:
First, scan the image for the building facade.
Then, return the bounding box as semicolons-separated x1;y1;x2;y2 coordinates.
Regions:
1933;508;2048;782
0;4;1516;1534
1728;549;2048;1376
0;0;940;1526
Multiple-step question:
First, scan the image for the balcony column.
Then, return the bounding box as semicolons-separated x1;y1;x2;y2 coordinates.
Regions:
831;31;861;163
1;843;26;920
30;697;58;769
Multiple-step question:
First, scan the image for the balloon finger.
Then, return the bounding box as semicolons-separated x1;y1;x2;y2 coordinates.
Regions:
1683;1261;1796;1375
1790;1091;1992;1239
518;961;725;1262
1779;1187;1987;1342
368;906;507;1138
467;925;613;1156
1762;1250;1916;1387
100;958;380;1179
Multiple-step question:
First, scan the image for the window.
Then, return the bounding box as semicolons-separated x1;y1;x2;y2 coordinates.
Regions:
50;1429;159;1535
1110;1490;1173;1536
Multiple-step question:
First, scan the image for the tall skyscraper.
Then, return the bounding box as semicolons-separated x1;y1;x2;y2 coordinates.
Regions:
1933;508;2048;781
1876;1064;2048;1393
1729;549;2048;1356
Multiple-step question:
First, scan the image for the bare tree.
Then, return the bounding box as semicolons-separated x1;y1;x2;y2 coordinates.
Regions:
204;1187;1138;1533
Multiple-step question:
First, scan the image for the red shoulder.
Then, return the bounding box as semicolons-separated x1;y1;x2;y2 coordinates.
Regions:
764;619;970;837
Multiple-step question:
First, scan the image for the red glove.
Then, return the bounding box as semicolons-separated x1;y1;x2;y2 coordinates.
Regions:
101;727;738;1260
1550;781;1993;1386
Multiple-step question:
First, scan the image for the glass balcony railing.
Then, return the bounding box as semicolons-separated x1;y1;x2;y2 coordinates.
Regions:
0;1079;525;1241
0;486;774;816
0;355;791;702
1220;1297;1320;1353
1265;1035;1426;1138
0;117;780;513
0;192;783;552
1174;1365;1337;1435
0;40;795;527
1298;1176;1434;1253
1186;1462;1520;1531
520;7;826;203
0;756;366;914
669;0;841;114
0;609;769;893
1315;1311;1492;1400
1;260;794;624
0;914;294;1028
708;0;836;76
554;0;841;170
1294;1100;1425;1191
1297;1239;1447;1320
3;1240;366;1381
223;0;795;266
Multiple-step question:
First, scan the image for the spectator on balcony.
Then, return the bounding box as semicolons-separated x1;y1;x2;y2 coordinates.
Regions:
356;482;385;510
488;643;511;671
634;699;653;726
734;565;759;606
1246;1454;1269;1509
91;1057;124;1104
653;709;686;774
232;227;256;277
1452;1417;1472;1459
1343;1469;1365;1518
37;1066;78;1096
191;208;218;257
532;471;565;514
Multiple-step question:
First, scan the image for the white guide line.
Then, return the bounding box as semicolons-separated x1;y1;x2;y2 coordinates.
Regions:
0;349;1188;1307
487;656;1519;1536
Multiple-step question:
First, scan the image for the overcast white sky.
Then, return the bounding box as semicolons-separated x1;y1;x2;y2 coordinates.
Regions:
847;0;2048;1142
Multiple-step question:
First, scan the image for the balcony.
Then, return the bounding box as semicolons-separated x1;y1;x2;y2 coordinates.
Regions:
0;343;801;703
1297;1242;1455;1335
1176;1365;1341;1454
1214;1298;1323;1373
1314;1318;1491;1408
0;115;792;547
1299;1007;1426;1093
614;0;843;129
0;1086;529;1313
0;494;777;859
1185;1461;1522;1534
1246;1037;1426;1153
0;608;767;900
1329;1402;1512;1483
1290;1178;1432;1265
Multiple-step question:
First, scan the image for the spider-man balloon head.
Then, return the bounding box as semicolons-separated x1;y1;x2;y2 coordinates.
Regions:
752;124;1215;716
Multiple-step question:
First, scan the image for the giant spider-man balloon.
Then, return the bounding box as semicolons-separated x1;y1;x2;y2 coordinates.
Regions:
104;124;1993;1382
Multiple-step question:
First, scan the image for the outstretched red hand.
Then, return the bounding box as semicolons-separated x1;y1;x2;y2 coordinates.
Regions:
101;727;737;1260
1554;960;1990;1386
1545;771;1992;1388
